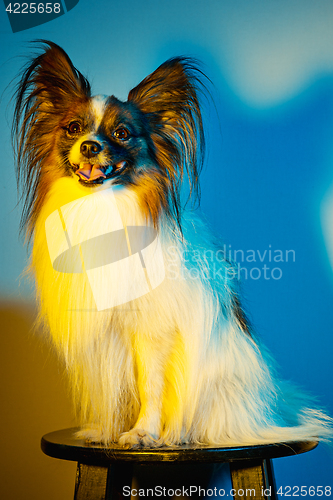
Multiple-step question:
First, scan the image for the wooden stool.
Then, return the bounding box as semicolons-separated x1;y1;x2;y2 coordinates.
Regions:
41;428;318;500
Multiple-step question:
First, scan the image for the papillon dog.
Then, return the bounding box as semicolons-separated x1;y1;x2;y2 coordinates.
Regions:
13;41;331;447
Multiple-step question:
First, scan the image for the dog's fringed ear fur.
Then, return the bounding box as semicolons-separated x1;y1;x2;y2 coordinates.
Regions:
14;40;90;114
13;41;91;238
128;58;206;228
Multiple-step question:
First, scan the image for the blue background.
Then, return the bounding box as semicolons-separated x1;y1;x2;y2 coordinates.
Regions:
0;0;332;496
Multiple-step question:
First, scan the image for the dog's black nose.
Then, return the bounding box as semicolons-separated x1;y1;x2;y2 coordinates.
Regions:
80;141;102;158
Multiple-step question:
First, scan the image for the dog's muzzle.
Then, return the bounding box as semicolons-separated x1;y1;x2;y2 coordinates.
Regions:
72;140;128;184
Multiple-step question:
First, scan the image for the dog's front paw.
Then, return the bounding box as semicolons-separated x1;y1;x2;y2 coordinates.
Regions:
119;428;159;448
75;426;106;444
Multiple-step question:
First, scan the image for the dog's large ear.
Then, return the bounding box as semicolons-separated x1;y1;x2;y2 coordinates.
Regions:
128;58;206;221
13;41;91;239
14;40;91;115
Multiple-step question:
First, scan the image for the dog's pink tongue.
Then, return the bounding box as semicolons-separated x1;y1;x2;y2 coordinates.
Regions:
76;164;106;181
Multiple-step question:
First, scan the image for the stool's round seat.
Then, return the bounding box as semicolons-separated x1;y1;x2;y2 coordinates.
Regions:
41;428;318;500
41;427;318;465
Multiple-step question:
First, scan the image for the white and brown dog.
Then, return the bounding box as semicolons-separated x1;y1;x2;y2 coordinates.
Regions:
13;41;332;447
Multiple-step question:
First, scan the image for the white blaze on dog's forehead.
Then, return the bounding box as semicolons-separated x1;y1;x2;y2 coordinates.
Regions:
91;95;108;129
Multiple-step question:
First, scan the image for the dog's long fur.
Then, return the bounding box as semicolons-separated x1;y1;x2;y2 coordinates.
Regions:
13;41;332;447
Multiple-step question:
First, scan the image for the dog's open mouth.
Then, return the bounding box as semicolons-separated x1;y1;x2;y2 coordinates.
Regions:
72;161;128;185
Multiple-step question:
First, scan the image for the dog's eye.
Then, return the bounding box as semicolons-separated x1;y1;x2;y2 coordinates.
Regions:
67;122;82;135
113;128;130;141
